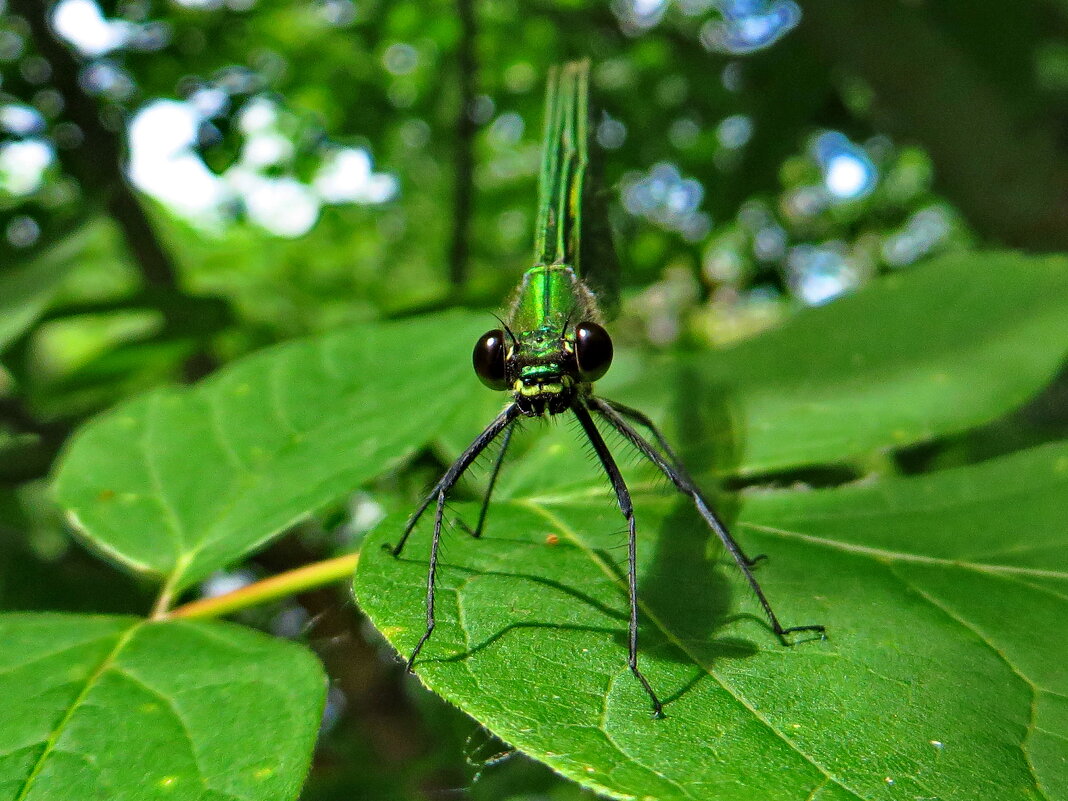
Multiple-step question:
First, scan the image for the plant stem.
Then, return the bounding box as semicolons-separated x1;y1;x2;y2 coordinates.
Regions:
447;0;478;287
149;564;186;620
164;553;359;621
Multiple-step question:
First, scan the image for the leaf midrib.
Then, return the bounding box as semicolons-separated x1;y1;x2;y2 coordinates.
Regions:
743;522;1068;581
14;621;141;801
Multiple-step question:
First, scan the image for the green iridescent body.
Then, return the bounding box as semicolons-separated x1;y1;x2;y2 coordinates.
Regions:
502;60;614;413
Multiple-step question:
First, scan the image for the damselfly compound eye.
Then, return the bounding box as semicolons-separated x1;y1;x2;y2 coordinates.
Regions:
575;322;613;382
473;329;509;390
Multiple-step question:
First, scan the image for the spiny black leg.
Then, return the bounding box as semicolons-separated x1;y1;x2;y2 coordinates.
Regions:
591;398;825;644
390;404;520;557
406;489;446;670
596;398;766;568
458;421;515;539
597;399;687;472
573;402;664;718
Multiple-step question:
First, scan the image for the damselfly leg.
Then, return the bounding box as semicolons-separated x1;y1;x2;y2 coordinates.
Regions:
590;397;826;643
389;404;520;669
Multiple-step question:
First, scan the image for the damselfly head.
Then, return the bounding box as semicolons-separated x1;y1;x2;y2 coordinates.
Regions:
472;321;613;417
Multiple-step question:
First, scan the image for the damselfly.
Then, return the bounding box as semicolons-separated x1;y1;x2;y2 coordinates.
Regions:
389;60;824;718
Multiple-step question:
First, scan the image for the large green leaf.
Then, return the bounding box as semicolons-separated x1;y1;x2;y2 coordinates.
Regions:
0;613;325;801
52;312;489;592
355;437;1068;800
635;251;1068;476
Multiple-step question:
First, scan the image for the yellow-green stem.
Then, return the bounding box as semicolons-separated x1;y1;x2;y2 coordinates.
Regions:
164;552;359;621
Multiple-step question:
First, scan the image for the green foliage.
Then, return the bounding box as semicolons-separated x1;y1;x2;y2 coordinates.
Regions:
0;235;82;352
22;248;1065;799
356;442;1067;800
52;313;487;592
352;253;1066;799
0;614;325;801
437;252;1068;476
4;3;1068;796
628;252;1068;475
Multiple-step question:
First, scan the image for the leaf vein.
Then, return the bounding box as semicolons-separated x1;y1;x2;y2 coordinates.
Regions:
267;350;299;436
0;632;125;680
205;391;252;473
892;572;1051;801
114;668;245;801
599;668;699;800
518;499;867;801
803;777;831;801
742;522;1068;580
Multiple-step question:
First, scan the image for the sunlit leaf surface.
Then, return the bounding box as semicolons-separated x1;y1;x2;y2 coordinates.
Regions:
45;247;1068;799
623;252;1068;476
53;252;1068;596
356;440;1068;800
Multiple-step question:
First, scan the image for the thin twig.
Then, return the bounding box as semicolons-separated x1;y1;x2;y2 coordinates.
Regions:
164;553;359;621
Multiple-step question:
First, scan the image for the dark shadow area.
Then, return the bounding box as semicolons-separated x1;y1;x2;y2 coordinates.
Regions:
635;366;762;674
431;621;627;664
393;554;632;624
398;534;760;709
894;358;1068;474
721;463;864;491
635;499;760;668
671;365;745;513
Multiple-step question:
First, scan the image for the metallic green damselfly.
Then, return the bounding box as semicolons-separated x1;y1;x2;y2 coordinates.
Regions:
390;61;824;718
